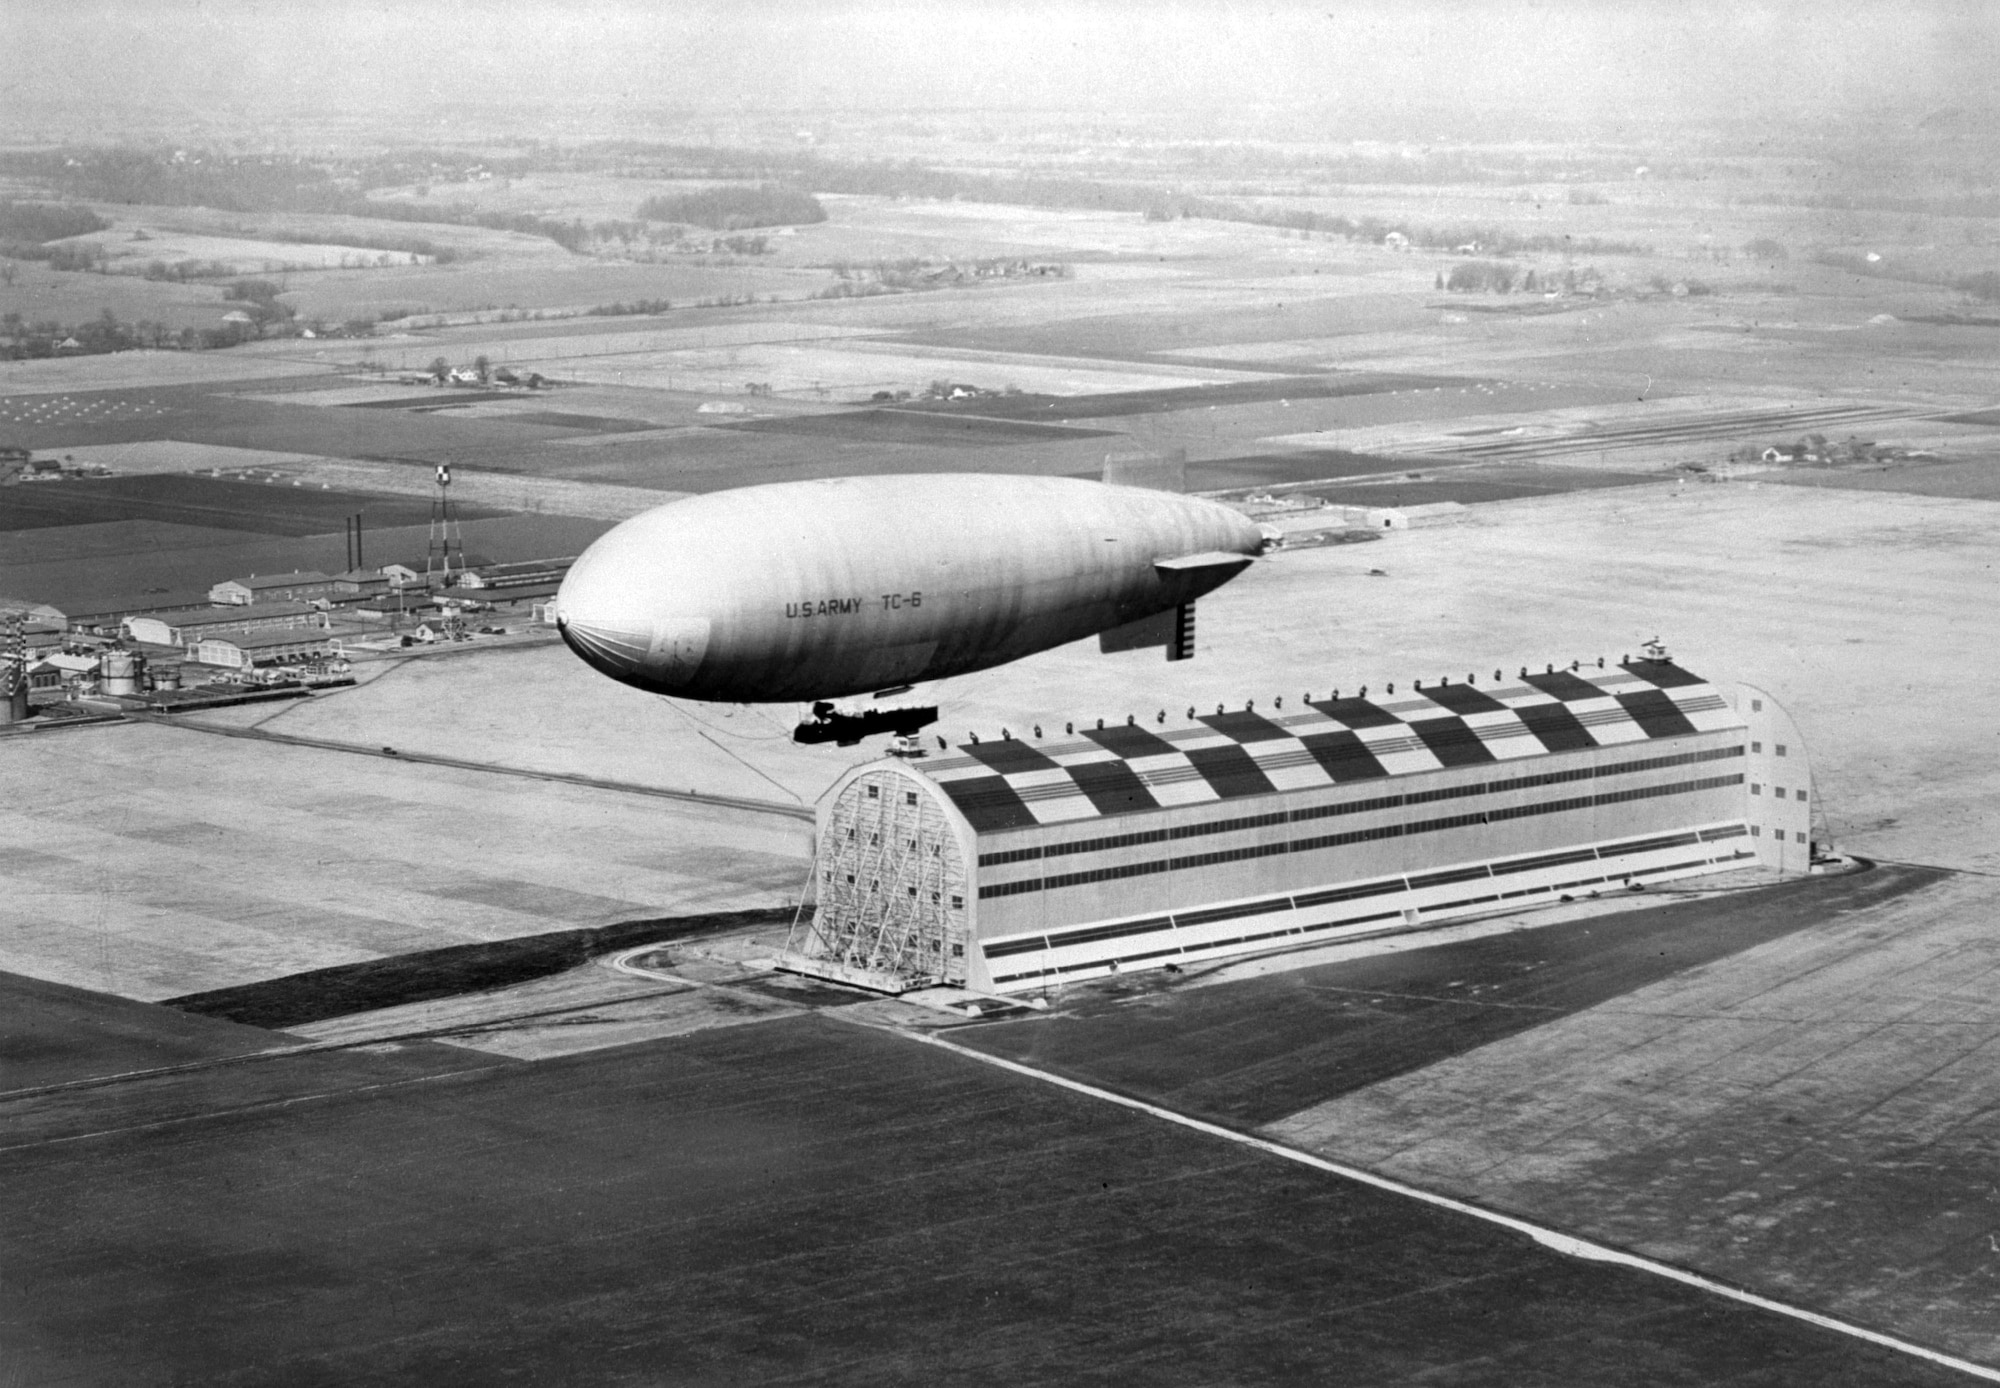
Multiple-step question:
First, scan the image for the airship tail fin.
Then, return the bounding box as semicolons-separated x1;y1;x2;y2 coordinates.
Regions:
1170;602;1196;661
1098;602;1198;660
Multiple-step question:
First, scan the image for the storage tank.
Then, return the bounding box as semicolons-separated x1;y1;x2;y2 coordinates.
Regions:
101;649;144;696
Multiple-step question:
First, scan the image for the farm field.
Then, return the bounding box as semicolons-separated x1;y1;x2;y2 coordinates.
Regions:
276;259;839;323
7;181;1999;632
86;203;574;264
0;263;240;331
62;227;428;274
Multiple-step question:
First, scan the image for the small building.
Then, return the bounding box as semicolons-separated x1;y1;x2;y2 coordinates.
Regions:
780;658;1814;995
1330;502;1469;531
0;597;66;628
354;590;438;621
120;616;182;647
124;602;326;647
457;557;575;591
64;593;215;634
210;572;337;606
190;629;333;669
175;660;235;688
26;651;97;694
329;569;391;597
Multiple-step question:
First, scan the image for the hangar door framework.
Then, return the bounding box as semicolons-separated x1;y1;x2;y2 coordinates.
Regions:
788;768;970;991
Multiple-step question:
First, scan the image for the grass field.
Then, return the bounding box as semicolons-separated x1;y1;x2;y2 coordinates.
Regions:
65;227;428;273
277;260;839;323
0;472;504;535
0;511;612;612
0;263;240;330
0;1003;1971;1387
0;714;805;998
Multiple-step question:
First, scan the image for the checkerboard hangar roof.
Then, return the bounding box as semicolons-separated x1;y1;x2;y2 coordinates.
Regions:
917;659;1736;834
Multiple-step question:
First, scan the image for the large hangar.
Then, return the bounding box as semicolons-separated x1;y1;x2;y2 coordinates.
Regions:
781;657;1818;995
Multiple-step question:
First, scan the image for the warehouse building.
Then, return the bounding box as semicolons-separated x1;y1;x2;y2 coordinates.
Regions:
122;602;327;647
188;629;334;669
210;572;338;606
780;657;1816;995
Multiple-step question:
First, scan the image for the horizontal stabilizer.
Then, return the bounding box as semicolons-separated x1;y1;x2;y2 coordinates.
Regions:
1155;550;1254;573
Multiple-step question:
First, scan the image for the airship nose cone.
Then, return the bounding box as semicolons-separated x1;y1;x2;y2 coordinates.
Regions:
553;536;659;683
554;515;714;693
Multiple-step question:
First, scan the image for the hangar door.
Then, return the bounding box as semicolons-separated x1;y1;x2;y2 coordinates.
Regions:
798;769;969;991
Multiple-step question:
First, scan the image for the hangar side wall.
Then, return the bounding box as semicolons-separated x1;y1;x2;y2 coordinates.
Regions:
974;820;1754;992
973;734;1746;940
965;729;1751;992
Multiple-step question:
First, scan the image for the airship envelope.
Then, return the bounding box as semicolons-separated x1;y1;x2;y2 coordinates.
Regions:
555;473;1267;704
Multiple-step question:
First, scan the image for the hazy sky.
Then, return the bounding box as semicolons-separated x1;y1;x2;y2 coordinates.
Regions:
4;1;1995;135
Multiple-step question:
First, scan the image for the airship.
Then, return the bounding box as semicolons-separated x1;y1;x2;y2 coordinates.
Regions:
553;473;1271;740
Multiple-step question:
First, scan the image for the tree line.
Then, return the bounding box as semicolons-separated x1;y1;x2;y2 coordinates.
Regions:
0;148;591;254
0;308;263;359
621;151;1646;256
634;184;826;229
0;201;112;268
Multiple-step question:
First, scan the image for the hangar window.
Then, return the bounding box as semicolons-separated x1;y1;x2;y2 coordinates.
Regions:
1751;699;1763;712
1751;784;1761;794
867;785;879;799
845;873;855;883
1751;741;1762;753
1798;789;1808;802
1773;787;1785;799
1750;826;1761;837
905;792;917;806
1796;832;1807;843
908;887;918;897
950;894;964;910
952;944;964;957
1775;744;1787;757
